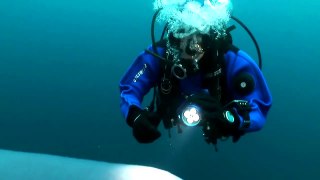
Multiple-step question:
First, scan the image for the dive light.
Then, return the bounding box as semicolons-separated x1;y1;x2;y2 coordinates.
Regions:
178;104;202;127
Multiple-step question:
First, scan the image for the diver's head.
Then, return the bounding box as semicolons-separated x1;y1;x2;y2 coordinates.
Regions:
169;31;206;60
167;31;209;79
155;0;233;79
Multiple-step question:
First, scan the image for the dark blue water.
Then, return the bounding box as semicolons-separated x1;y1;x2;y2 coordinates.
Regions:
0;0;319;179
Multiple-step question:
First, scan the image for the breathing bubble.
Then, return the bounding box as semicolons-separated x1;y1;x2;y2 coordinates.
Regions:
153;0;233;39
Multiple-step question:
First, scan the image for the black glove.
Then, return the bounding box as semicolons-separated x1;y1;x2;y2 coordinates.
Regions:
185;93;223;121
127;106;161;143
185;93;240;136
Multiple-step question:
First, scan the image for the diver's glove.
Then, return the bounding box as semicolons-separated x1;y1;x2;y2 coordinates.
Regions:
185;93;240;136
127;106;161;143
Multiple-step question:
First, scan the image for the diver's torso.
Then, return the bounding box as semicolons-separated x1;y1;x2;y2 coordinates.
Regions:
178;72;210;95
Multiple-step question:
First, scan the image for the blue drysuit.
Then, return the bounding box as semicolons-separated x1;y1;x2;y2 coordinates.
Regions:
120;45;272;132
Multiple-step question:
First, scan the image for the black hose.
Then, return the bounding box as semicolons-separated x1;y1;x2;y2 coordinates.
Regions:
231;15;262;70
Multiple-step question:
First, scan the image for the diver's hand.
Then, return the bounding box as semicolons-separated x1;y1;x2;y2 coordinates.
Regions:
127;106;161;143
185;93;224;121
186;93;239;135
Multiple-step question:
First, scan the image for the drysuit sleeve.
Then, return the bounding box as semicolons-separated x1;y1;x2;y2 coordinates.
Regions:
224;50;272;132
119;46;163;120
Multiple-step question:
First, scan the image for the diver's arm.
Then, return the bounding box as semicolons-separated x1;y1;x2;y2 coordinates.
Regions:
119;46;163;121
225;50;272;132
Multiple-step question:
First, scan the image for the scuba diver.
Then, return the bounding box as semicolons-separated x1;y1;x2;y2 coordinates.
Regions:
119;0;272;147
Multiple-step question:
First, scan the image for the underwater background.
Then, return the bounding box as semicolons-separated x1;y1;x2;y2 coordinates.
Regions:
0;0;319;179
